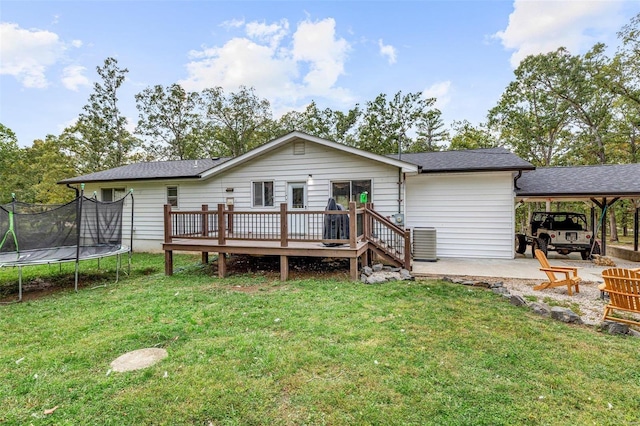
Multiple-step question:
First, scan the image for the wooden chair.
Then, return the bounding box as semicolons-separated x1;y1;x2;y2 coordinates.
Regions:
533;249;581;295
599;268;640;327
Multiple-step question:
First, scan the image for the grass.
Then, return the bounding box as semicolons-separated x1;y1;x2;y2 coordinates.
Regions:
1;254;640;425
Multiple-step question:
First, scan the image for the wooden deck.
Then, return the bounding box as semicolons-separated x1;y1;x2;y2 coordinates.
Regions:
162;202;411;281
163;238;370;280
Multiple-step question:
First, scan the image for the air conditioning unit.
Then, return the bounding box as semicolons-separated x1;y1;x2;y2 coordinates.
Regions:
413;227;437;261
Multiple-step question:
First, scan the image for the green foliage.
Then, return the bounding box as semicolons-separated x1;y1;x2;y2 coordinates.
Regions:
201;86;273;157
135;84;207;160
13;136;76;203
356;91;443;155
0;123;22;202
449;120;498;151
1;254;640;424
62;57;140;174
274;101;361;146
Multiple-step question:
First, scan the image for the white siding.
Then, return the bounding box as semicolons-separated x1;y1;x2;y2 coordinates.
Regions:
405;172;515;259
84;140;404;252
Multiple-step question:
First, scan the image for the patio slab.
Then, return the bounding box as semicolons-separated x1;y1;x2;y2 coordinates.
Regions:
412;253;640;283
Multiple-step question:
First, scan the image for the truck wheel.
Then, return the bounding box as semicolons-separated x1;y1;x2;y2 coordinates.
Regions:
581;241;601;260
532;238;548;258
515;234;527;254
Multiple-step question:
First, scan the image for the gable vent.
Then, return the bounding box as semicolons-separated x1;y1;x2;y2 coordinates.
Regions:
293;141;305;155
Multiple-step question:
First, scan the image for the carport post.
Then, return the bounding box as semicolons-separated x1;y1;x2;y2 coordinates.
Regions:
635;205;639;252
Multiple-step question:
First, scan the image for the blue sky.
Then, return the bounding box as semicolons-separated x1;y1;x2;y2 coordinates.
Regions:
1;1;638;147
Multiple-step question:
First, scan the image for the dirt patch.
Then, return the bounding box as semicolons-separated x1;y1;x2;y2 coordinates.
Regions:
207;254;353;281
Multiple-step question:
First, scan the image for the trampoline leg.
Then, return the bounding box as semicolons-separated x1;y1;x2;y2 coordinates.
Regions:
74;261;79;292
18;266;22;302
115;253;121;284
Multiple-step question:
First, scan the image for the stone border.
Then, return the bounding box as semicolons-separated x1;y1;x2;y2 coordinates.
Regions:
441;276;640;337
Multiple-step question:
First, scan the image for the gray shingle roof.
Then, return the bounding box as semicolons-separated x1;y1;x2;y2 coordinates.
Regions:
58;157;231;184
389;147;535;173
516;163;640;198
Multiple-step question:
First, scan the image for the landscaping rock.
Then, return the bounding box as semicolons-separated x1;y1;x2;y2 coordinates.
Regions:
473;281;492;288
529;302;551;317
364;274;388;285
362;266;373;277
372;264;383;272
601;321;630;335
491;287;510;296
550;307;583;324
400;269;414;280
509;295;527;307
110;348;168;372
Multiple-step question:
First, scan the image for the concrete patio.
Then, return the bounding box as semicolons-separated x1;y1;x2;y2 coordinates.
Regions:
412;252;640;283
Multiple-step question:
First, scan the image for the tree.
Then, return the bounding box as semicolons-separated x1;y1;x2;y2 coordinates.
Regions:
542;47;616;165
410;109;448;152
63;57;138;173
135;84;206;160
0;124;22;201
356;91;438;155
18;135;76;203
274;101;361;146
448;120;499;151
201;86;273;157
488;53;573;166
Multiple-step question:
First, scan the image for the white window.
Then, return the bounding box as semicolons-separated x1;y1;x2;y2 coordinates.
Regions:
253;181;274;207
331;180;371;207
167;186;179;207
101;187;125;202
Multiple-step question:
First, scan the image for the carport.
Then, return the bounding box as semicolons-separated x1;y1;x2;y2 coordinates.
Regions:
515;163;640;256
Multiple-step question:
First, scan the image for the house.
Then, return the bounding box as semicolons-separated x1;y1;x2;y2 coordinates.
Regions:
59;131;535;259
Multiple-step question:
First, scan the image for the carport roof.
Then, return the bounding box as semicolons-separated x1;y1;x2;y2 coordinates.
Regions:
516;163;640;200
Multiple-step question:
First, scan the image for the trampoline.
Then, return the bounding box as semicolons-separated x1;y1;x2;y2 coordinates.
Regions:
0;188;134;301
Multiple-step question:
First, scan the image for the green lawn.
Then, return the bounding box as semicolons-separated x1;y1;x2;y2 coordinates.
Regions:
1;254;639;425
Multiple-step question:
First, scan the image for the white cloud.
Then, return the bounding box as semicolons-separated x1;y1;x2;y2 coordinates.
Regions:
71;39;83;48
61;65;90;91
494;0;626;67
180;17;353;109
0;22;66;88
424;81;452;109
378;39;396;64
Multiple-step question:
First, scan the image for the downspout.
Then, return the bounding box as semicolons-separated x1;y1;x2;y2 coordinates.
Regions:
66;184;80;198
513;170;523;191
398;168;402;214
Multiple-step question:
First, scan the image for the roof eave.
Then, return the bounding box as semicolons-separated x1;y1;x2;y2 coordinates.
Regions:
421;166;536;174
58;175;203;185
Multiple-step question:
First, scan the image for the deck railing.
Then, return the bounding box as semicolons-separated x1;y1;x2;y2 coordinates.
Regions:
163;201;411;269
164;202;363;248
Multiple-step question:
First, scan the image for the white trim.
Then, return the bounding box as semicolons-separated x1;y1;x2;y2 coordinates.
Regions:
200;131;419;180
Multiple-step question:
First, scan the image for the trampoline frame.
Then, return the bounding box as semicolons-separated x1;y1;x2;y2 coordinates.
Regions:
0;188;134;302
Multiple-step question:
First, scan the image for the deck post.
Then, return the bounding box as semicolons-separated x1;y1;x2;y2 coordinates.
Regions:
201;204;209;264
280;255;288;281
165;250;173;275
163;204;173;243
164;204;174;276
280;203;288;247
350;257;358;280
404;229;412;271
217;203;226;245
218;253;226;278
363;206;370;240
349;202;357;248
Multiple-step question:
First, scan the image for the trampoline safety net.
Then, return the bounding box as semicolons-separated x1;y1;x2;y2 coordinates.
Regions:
0;194;129;265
